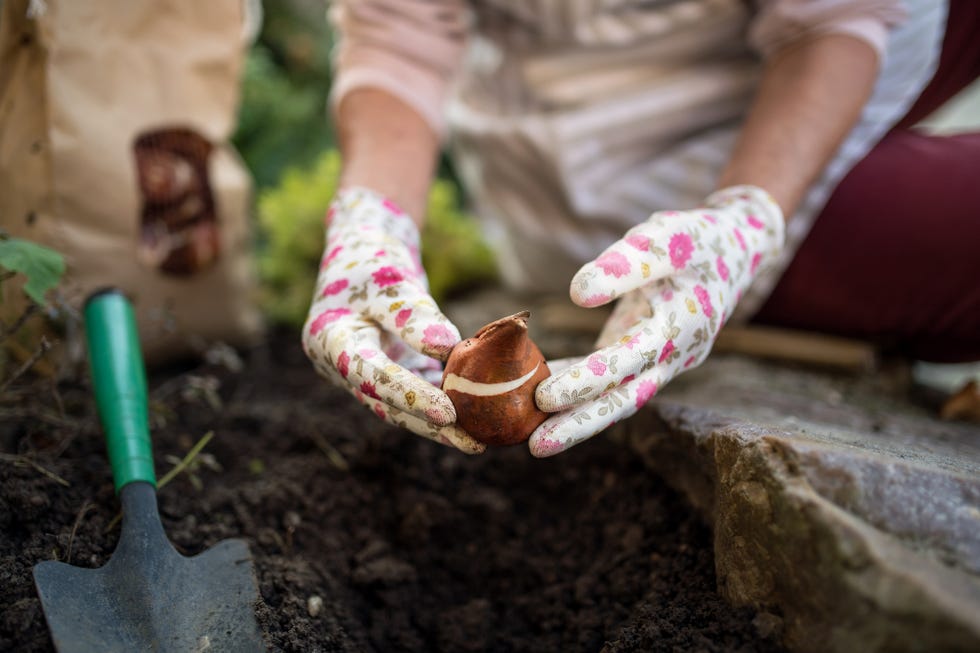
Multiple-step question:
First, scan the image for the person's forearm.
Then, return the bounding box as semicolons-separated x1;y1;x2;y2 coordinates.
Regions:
717;34;880;218
336;88;440;224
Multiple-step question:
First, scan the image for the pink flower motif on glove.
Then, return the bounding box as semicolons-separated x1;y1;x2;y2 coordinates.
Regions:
625;233;649;251
747;215;765;229
595;251;631;277
322;246;343;267
381;198;403;215
658;339;676;364
372;266;404;287
533;437;565;457
734;228;747;251
336;350;350;378
586;355;607;376
395;308;413;328
669;233;694;269
580;293;612;308
422;324;456;350
360;381;380;399
322;279;349;297
694;285;713;317
716;256;729;282
634;380;658;408
310;308;352;336
751;252;762;273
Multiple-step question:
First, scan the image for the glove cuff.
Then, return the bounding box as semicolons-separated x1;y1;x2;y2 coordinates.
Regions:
704;184;786;251
330;186;422;251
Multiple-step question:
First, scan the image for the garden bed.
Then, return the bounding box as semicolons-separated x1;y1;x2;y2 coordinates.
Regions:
1;328;784;652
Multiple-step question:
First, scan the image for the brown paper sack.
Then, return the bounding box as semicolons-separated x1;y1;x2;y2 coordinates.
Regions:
0;0;264;365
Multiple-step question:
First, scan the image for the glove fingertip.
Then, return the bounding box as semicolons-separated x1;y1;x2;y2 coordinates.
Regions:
442;426;487;455
528;431;567;458
534;379;564;413
402;310;461;361
569;267;620;308
424;402;457;427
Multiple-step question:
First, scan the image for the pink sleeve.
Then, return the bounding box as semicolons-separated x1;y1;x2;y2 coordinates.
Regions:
749;0;909;60
328;0;470;137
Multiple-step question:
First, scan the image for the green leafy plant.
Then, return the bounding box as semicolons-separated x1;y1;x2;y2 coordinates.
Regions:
256;149;498;326
0;235;65;306
0;233;66;383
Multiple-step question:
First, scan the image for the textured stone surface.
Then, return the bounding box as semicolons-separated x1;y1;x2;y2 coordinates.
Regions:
625;356;980;653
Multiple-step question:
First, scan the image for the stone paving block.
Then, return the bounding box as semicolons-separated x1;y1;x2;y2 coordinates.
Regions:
626;356;980;653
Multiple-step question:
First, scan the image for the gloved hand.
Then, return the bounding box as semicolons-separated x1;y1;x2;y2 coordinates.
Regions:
531;185;785;457
303;187;485;454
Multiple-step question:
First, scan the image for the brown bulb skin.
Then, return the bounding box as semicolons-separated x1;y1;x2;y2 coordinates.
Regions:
442;311;551;446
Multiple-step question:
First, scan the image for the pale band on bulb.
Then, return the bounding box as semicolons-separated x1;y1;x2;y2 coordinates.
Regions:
443;364;540;396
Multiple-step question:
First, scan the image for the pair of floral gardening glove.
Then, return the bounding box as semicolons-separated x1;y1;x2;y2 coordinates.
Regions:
302;187;485;454
303;184;783;458
529;185;785;456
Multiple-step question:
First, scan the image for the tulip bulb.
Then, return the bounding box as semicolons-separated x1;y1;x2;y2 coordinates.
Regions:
442;311;551;446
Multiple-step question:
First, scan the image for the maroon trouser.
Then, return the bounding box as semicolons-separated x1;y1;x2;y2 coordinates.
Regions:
753;0;980;363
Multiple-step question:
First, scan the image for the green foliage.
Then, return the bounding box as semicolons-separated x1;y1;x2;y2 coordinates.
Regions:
234;45;334;190
233;0;338;190
0;236;65;305
256;149;498;326
256;150;341;325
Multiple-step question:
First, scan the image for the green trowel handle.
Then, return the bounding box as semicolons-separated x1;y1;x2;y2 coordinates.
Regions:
84;288;156;492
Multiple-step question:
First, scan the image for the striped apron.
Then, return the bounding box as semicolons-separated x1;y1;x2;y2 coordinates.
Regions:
446;0;947;320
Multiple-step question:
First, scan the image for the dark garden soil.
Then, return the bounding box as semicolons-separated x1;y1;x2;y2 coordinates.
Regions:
1;328;786;652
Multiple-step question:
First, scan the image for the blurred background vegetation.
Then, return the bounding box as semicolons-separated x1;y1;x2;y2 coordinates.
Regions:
236;0;497;327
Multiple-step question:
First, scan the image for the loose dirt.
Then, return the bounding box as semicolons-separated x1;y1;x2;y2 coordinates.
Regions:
1;329;785;652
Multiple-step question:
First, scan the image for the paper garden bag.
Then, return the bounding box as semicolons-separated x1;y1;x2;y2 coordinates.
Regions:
0;0;263;364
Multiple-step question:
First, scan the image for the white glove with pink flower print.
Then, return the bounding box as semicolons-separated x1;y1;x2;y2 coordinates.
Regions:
303;187;486;454
530;185;785;457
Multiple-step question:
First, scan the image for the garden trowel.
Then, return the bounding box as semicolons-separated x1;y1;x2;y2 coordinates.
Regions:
33;288;266;652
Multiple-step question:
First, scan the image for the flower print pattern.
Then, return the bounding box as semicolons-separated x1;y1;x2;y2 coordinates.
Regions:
586;355;607;376
634;380;658;409
531;185;784;458
668;233;694;269
372;266;404;287
395;308;413;328
716;256;729;282
693;285;713;317
322;279;349;297
303;187;485;455
595;251;631;278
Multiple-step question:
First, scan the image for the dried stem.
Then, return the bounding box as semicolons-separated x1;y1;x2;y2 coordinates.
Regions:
0;452;70;487
157;430;215;490
309;431;350;471
0;406;81;430
0;336;52;395
104;430;216;533
0;302;39;342
66;499;93;564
